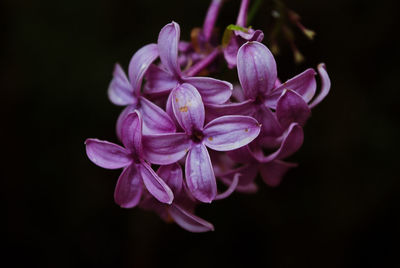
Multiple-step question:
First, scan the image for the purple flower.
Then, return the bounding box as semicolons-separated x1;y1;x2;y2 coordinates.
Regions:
223;0;265;69
144;22;233;104
140;163;215;233
85;111;174;207
221;122;303;189
142;84;261;203
108;44;176;136
207;41;330;145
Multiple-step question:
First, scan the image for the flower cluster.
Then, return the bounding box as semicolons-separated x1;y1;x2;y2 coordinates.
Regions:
85;0;331;232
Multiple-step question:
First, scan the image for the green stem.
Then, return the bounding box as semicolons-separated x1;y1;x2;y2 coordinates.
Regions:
246;0;264;25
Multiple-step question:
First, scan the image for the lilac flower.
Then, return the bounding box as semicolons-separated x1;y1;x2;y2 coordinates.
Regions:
142;84;261;203
207;41;330;146
223;0;265;69
85;1;332;232
108;44;176;136
139;163;215;232
85;111;174;207
144;22;232;104
221;122;304;190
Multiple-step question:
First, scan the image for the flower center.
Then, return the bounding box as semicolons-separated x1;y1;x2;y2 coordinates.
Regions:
190;129;204;143
254;94;264;105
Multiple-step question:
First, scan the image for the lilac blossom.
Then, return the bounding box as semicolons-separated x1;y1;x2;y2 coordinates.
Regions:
223;0;265;69
139;163;215;232
220;122;303;190
207;41;330;147
144;22;232;104
85;0;331;232
108;44;176;136
142;84;260;203
85;111;174;207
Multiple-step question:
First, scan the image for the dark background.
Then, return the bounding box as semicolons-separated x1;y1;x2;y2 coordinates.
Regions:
2;0;399;267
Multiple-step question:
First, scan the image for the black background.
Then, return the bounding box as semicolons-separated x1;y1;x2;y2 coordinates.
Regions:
2;0;399;267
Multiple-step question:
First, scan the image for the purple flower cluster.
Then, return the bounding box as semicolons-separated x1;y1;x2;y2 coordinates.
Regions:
85;0;331;232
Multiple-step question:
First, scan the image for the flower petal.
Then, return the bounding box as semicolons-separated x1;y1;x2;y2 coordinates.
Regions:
144;64;179;95
138;97;176;135
309;63;331;108
276;89;311;129
140;162;174;204
259;160;297;187
205;99;255;122
218;164;259;193
171;83;205;135
237;41;277;99
169;204;214;232
116;105;135;140
158;22;181;77
265;68;317;109
139;193;169;221
108;64;137;106
157;163;183;194
235;29;264;42
120;110;143;157
185;144;217;203
128;43;159;95
142;133;190;165
182;76;232;104
252;123;304;162
254;105;282;139
227;145;256;164
114;164;142;208
215;173;239;200
85;138;131;169
203;115;261;151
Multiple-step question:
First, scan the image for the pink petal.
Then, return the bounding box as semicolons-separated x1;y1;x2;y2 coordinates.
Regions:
108;64;137;106
254;105;282;138
265;68;317;109
144;64;179;95
85;139;131;169
185;144;217;203
218;164;259;193
142;133;190;165
120;110;143;157
235;29;264;42
140;162;174;204
237;41;277;99
227;145;256;164
116;105;136;141
203;115;261;151
205;99;255;122
169;204;214;232
138;97;176;134
183;76;232;104
128;43;159;95
114;164;142;208
171;83;205;135
276;89;311;129
252;123;304;162
158;22;181;77
309;63;331;108
215;173;240;200
259;160;298;187
139;193;169;221
157;163;183;194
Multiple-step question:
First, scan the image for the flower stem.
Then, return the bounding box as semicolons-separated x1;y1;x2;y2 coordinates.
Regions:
236;0;251;27
185;48;221;77
203;0;224;42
